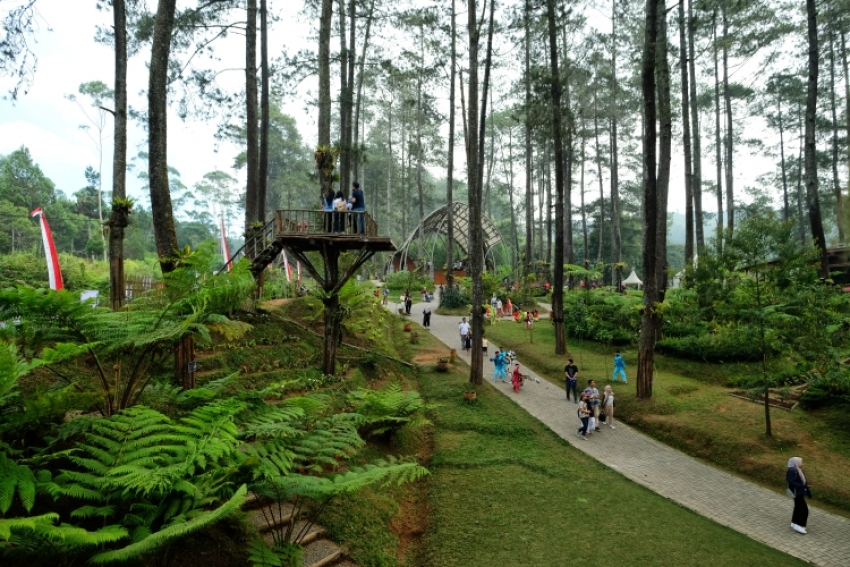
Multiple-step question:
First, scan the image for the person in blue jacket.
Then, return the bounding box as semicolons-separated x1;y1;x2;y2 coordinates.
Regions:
350;181;366;234
612;351;627;383
786;456;811;534
490;349;508;382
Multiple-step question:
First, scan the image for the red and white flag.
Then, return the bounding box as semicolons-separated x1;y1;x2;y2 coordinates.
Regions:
30;207;64;290
282;249;292;282
220;218;232;272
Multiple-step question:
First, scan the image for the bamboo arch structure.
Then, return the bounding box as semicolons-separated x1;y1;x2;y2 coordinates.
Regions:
394;202;505;274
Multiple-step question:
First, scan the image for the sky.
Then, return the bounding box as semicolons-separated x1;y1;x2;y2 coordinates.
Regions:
0;0;776;234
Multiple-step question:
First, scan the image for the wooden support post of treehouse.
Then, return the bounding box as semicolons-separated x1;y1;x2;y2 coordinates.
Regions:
288;244;380;375
263;209;396;376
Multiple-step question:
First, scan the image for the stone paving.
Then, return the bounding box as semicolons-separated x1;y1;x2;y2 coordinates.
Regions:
403;295;850;567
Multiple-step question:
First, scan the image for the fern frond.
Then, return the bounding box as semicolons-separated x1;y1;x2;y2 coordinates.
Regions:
70;505;116;520
247;538;282;567
0;452;37;513
89;484;247;564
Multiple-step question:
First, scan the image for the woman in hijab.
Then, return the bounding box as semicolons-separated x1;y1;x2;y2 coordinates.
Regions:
332;190;346;232
787;457;811;534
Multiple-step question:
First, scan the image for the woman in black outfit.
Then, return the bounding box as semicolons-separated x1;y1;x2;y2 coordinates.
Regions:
786;456;811;534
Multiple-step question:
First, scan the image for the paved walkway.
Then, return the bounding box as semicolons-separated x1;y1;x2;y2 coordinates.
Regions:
403;295;850;567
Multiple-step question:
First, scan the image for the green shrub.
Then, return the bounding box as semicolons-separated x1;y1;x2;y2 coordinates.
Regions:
656;330;762;362
439;285;469;309
384;271;432;292
799;368;850;408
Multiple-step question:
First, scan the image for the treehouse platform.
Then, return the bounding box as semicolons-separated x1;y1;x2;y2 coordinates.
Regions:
271;209;396;253
225;209;396;277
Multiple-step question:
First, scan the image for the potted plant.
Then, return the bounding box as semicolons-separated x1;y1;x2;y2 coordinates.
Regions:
410;331;420;344
436;356;450;372
403;322;413;332
463;389;477;403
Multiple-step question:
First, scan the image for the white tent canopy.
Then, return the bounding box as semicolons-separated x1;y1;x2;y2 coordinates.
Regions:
622;270;643;288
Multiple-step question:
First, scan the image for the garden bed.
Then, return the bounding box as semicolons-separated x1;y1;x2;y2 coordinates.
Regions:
729;391;798;410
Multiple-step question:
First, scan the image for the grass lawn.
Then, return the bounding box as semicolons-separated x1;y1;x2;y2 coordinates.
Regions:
483;321;850;517
411;350;807;567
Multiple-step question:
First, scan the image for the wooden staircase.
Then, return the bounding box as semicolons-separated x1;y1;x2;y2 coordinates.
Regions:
243;493;357;567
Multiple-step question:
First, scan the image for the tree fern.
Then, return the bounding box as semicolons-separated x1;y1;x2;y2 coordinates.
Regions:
349;383;434;436
88;485;246;564
0;245;255;416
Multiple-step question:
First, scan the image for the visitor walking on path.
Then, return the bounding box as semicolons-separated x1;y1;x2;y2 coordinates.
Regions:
787;457;811;534
576;392;591;440
422;306;431;330
612;351;627;383
458;318;470;348
490;349;508;382
405;295;412;315
511;363;524;393
602;385;616;429
564;358;579;402
584;380;601;432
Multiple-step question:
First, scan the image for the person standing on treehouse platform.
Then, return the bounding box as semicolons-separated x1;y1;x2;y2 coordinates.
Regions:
350;181;366;234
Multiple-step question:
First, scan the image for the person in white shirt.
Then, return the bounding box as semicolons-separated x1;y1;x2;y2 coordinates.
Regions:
458;318;470;347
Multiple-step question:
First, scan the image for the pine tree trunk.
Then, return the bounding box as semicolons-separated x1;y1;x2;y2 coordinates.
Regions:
352;0;376;184
258;0;269;223
657;0;672;331
245;0;259;234
344;0;356;189
796;105;807;244
524;0;534;268
580;120;589;264
593;86;605;265
638;0;660;400
486;88;496;220
546;0;566;355
467;0;484;385
338;0;350;197
546;148;553;266
805;0;829;278
610;0;622;266
678;0;694;263
387;99;394;242
317;0;334;200
109;0;128;310
446;0;456;288
687;0;704;250
829;31;844;242
778;95;790;221
842;32;850;214
416;23;425;260
507;128;519;268
713;17;724;253
722;7;734;238
148;0;178;274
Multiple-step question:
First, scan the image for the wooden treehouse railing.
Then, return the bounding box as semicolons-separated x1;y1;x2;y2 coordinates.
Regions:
274;209;378;238
217;209;382;275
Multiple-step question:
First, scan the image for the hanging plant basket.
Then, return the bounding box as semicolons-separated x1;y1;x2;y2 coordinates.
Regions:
403;323;413;332
463;391;477;403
